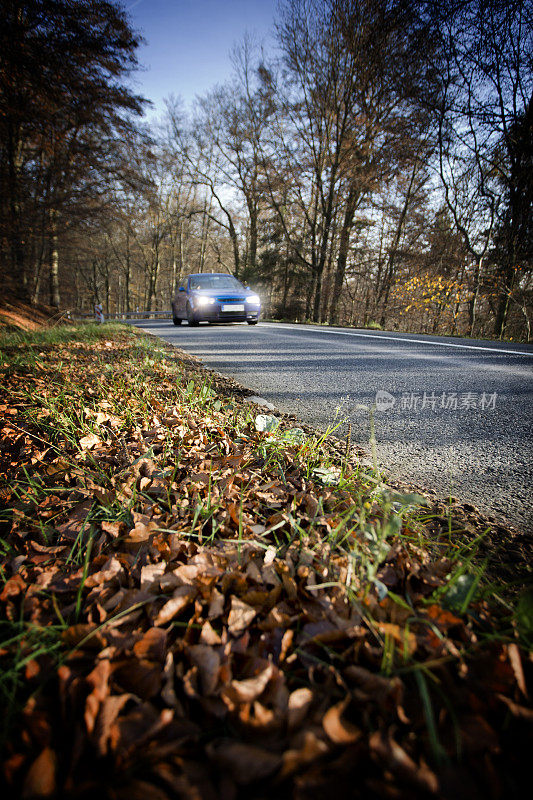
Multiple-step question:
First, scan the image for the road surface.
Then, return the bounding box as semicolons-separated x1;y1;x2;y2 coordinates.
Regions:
131;320;533;531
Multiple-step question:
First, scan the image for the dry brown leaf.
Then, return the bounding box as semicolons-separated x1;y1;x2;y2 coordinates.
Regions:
100;520;126;538
199;620;222;645
208;741;281;784
369;730;439;793
85;556;122;588
79;433;101;450
228;596;257;635
426;604;463;630
507;642;528;697
288;687;314;730
85;660;111;735
114;659;162;700
304;493;319;517
109;702;160;754
264;545;277;566
458;714;500;754
245;560;263;582
250;523;266;535
322;697;361;744
343;665;405;715
140;563;166;591
133;627;167;663
0;572;26;600
172;563;217;584
22;747;57;798
497;693;533;720
61;623;104;650
154;586;195;626
112;779;171;800
188;644;221;695
93;694;133;755
222;662;275;704
376;622;417;657
127;520;159;543
279;628;293;662
55;500;92;541
281;730;328;778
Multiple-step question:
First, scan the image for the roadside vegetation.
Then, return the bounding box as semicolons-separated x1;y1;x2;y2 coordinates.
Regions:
1;1;532;342
0;323;531;798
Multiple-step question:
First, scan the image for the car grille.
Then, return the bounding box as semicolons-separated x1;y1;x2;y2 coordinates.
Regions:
218;296;245;302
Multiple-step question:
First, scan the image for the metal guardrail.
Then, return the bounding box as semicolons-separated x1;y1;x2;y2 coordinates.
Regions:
72;310;172;320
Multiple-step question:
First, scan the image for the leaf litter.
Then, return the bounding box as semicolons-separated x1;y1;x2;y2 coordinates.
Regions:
0;324;531;799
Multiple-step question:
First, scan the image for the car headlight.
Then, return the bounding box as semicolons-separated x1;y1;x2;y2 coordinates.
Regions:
246;295;260;305
196;295;215;306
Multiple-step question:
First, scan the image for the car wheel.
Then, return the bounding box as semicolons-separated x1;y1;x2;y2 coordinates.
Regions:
247;319;258;325
186;304;199;326
172;316;182;326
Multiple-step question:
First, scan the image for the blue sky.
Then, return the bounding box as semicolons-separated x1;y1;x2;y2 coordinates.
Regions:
126;0;278;117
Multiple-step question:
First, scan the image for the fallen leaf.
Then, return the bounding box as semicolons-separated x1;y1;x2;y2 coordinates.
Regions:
228;596;257;635
288;687;313;730
85;556;122;588
114;659;162;700
85;660;111;734
154;586;195;626
79;433;101;450
100;520;126;538
370;730;439;793
93;694;132;755
0;572;26;600
22;747;56;798
376;622;417;657
208;588;225;619
140;563;166;591
133;627;167;663
127;520;159;543
322;697;361;744
208;740;281;784
281;731;328;777
188;644;221;695
507;642;528;697
199;620;222;645
223;663;275;704
255;414;280;432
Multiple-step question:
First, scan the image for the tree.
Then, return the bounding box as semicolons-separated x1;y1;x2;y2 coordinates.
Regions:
259;0;438;322
434;0;533;337
0;0;145;306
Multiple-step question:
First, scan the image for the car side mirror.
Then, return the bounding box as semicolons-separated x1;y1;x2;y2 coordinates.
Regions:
179;287;185;292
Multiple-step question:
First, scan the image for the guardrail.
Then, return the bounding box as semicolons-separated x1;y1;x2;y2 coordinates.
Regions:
72;310;172;320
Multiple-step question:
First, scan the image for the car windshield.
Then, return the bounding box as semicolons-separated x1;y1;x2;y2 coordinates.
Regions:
189;275;243;291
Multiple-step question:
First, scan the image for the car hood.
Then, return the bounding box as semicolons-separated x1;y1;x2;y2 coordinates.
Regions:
190;287;257;299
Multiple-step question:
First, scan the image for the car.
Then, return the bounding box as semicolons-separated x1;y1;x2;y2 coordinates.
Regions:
171;273;261;326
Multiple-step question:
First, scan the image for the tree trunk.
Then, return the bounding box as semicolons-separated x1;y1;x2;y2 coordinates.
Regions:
379;164;418;327
313;196;335;323
329;188;358;324
228;217;240;278
48;212;60;308
147;258;159;313
468;256;483;336
125;243;131;313
493;268;514;339
245;193;259;276
199;196;212;273
6;120;27;293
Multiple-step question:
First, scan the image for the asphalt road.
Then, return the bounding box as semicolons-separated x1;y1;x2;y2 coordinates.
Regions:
131;319;533;531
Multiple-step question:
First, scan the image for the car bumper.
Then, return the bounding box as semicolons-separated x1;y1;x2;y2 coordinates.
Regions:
195;307;260;322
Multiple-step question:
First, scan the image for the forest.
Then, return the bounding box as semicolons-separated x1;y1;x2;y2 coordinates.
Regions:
1;0;532;340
